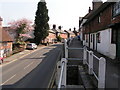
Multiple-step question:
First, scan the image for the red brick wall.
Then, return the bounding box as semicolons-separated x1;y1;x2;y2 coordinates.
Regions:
0;42;12;50
60;33;67;39
44;32;56;43
112;15;120;24
48;32;56;39
84;4;112;33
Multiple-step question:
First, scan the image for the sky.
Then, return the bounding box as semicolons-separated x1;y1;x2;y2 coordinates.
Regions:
0;0;107;30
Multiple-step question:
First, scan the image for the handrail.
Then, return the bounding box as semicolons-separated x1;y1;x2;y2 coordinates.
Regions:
83;46;106;89
93;54;100;60
67;47;84;50
58;61;65;89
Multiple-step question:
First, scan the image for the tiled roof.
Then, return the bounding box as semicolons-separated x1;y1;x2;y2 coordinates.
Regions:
65;30;75;35
49;29;56;33
83;2;112;25
2;30;13;42
83;10;94;19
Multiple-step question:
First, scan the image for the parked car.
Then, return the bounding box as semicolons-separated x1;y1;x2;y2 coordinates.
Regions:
0;57;3;64
26;43;37;50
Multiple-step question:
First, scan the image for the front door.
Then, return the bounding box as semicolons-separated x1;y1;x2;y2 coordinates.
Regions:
116;28;120;59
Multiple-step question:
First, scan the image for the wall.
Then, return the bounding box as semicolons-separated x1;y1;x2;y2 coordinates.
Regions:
45;32;56;43
97;28;116;59
60;33;67;39
83;4;112;33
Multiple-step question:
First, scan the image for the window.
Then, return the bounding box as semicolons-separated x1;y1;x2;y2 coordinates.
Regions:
83;34;85;40
86;34;88;42
97;33;100;43
113;1;120;17
111;29;116;43
98;16;101;23
2;42;7;46
91;34;92;42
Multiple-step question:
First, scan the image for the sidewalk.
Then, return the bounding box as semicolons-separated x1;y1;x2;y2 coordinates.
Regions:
68;37;120;89
1;45;46;66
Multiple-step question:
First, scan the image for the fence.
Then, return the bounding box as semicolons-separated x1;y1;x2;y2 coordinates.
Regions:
83;46;106;89
57;38;106;89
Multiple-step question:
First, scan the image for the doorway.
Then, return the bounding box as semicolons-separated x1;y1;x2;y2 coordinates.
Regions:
116;28;120;59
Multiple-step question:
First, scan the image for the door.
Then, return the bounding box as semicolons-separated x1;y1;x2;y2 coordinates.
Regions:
116;28;120;59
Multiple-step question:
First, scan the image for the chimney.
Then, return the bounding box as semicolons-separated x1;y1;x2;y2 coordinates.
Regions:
89;7;92;13
0;17;3;28
92;0;103;10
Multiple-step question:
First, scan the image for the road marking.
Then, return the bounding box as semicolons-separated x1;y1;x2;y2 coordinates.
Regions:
24;62;34;70
1;74;16;85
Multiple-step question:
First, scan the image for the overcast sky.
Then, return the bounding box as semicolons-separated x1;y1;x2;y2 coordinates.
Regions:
0;0;107;30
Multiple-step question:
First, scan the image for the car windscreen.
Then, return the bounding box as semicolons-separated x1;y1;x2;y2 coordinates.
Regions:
27;44;32;46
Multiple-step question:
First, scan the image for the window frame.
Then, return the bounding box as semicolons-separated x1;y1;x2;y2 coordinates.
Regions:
97;32;101;43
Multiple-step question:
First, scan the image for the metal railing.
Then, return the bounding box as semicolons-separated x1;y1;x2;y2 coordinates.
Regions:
83;46;106;89
57;39;106;89
64;38;84;60
57;58;67;90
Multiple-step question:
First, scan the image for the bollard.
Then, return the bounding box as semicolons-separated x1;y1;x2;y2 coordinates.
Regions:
83;46;87;65
98;57;106;89
88;51;93;75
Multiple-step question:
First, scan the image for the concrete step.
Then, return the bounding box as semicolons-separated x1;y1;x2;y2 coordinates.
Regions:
78;65;96;90
66;85;85;90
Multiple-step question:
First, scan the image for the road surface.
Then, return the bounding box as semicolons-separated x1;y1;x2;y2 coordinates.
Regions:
1;44;63;88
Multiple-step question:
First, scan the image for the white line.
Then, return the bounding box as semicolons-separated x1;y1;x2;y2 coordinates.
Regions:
24;62;34;70
1;74;16;85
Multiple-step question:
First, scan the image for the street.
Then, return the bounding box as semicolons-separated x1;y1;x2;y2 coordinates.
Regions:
1;44;63;88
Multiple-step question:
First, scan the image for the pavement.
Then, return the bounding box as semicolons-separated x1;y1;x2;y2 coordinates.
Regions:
68;37;120;89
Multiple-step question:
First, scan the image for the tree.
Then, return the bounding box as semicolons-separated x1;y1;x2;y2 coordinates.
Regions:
34;0;49;45
8;18;33;43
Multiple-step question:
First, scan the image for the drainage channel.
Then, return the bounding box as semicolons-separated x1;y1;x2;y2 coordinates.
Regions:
66;59;96;90
66;65;85;89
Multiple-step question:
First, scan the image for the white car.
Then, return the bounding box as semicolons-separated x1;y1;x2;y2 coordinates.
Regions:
26;43;37;49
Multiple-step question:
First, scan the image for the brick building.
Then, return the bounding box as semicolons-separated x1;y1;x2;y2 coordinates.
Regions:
0;17;13;57
43;29;57;44
79;1;120;59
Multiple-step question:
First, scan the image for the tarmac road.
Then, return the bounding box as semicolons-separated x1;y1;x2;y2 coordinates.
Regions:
1;44;63;88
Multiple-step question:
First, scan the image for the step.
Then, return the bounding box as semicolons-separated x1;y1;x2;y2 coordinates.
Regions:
78;65;95;90
66;85;85;90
